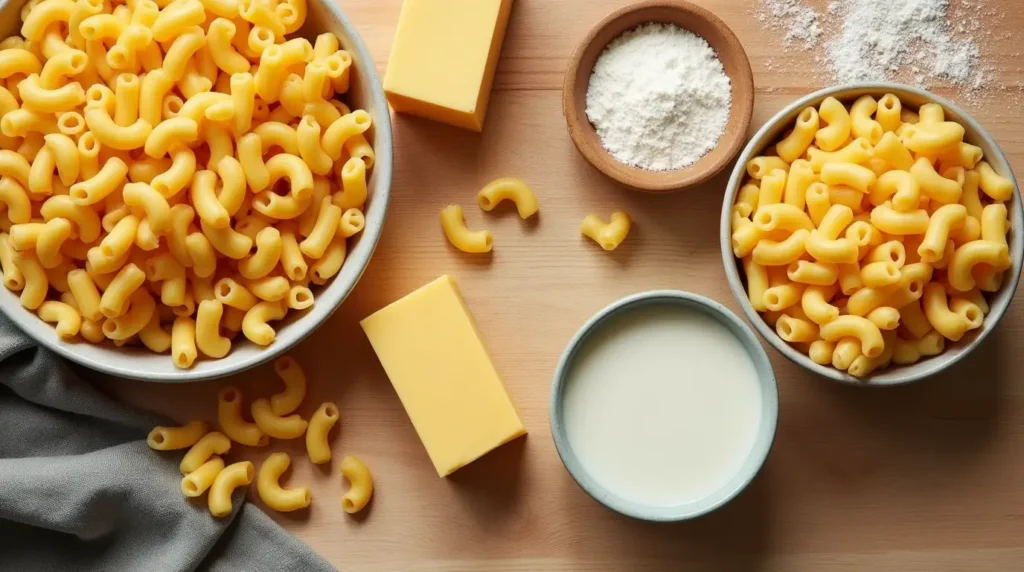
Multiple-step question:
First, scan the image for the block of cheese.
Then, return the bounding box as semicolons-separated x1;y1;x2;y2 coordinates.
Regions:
383;0;514;131
360;275;525;476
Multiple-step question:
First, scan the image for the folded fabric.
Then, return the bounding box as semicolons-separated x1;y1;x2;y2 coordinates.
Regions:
0;314;336;572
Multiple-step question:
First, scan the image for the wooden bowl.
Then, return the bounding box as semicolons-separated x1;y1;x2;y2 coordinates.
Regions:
562;0;754;192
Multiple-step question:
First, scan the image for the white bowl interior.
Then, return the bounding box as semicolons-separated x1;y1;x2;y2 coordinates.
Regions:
720;83;1023;386
550;291;779;521
0;0;393;381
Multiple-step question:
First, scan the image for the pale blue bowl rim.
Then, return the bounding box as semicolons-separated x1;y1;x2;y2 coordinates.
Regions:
549;290;779;522
720;82;1024;386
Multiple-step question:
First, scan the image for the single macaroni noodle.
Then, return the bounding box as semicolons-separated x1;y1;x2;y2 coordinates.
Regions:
218;386;269;447
270;355;307;415
251;397;308;439
180;431;231;475
208;461;255;517
339;455;373;514
181;457;225;498
257;452;312;512
440;205;493;254
476;177;539;219
147;420;208;450
306;401;339;464
581;211;631;252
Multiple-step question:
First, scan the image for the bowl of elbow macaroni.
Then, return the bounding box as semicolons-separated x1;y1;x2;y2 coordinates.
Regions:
0;0;392;380
722;83;1022;385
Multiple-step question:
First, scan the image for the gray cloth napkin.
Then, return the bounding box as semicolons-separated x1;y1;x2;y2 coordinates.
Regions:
0;315;336;572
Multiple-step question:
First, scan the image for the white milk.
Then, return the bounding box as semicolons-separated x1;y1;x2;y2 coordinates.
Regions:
562;304;763;508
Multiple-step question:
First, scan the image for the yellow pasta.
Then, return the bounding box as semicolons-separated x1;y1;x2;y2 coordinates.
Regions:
815;96;852;152
733;94;1013;377
776;107;819;163
0;2;374;368
339;455;373;514
180;431;231;475
257;452;312;512
477;177;539;219
306;401;339;464
252;398;308;440
147;420;208;451
209;461;255;518
270;355;307;415
181;457;225;498
757;169;787;207
218;385;269;447
849;95;882;144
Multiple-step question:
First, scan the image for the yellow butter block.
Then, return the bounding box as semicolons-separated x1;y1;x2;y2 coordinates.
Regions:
360;276;525;476
383;0;514;131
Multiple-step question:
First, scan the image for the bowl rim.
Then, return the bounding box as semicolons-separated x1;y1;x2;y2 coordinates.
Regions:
719;82;1024;386
561;0;754;192
0;0;393;382
549;290;779;521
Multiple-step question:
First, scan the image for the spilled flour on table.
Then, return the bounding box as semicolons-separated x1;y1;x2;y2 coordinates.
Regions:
755;0;823;49
753;0;1019;107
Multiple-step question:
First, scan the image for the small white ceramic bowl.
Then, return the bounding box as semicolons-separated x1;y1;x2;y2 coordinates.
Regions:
720;83;1023;386
0;0;392;381
550;291;778;521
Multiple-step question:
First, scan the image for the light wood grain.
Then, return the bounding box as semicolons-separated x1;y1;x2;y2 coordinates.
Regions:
103;1;1024;570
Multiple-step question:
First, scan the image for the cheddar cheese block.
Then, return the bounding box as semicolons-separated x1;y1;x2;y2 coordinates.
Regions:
383;0;514;131
360;275;525;476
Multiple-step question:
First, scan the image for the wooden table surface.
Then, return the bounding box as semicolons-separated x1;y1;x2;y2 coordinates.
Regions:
105;1;1024;570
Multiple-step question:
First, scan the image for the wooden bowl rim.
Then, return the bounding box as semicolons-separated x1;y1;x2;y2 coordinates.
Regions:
562;0;754;193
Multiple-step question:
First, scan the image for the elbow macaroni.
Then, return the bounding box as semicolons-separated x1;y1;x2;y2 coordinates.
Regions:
181;457;225;498
306;401;339;464
339;455;373;514
257;452;312;512
0;0;373;368
581;211;631;252
441;204;493;254
208;461;255;518
270;355;306;415
733;93;1015;377
251;397;308;439
476;177;539;219
148;420;208;450
218;385;269;447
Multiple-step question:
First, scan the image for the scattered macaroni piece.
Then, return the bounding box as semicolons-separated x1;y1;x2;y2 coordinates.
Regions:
270;355;306;416
440;205;492;253
339;455;373;514
257;452;312;512
218;386;269;447
0;0;375;368
306;401;340;464
581;211;631;251
180;431;231;475
732;93;1013;377
181;457;225;498
208;461;255;517
476;177;538;219
147;420;208;450
251;397;308;439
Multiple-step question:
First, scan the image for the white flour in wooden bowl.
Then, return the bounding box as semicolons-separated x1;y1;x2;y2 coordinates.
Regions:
585;23;732;172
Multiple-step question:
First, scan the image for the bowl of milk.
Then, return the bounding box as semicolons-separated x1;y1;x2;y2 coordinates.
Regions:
550;291;778;521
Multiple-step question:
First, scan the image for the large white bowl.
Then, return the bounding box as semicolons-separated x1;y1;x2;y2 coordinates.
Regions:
0;0;393;381
720;84;1022;386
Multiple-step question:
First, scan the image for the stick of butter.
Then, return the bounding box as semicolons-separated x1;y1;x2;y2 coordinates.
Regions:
383;0;514;131
360;275;526;476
